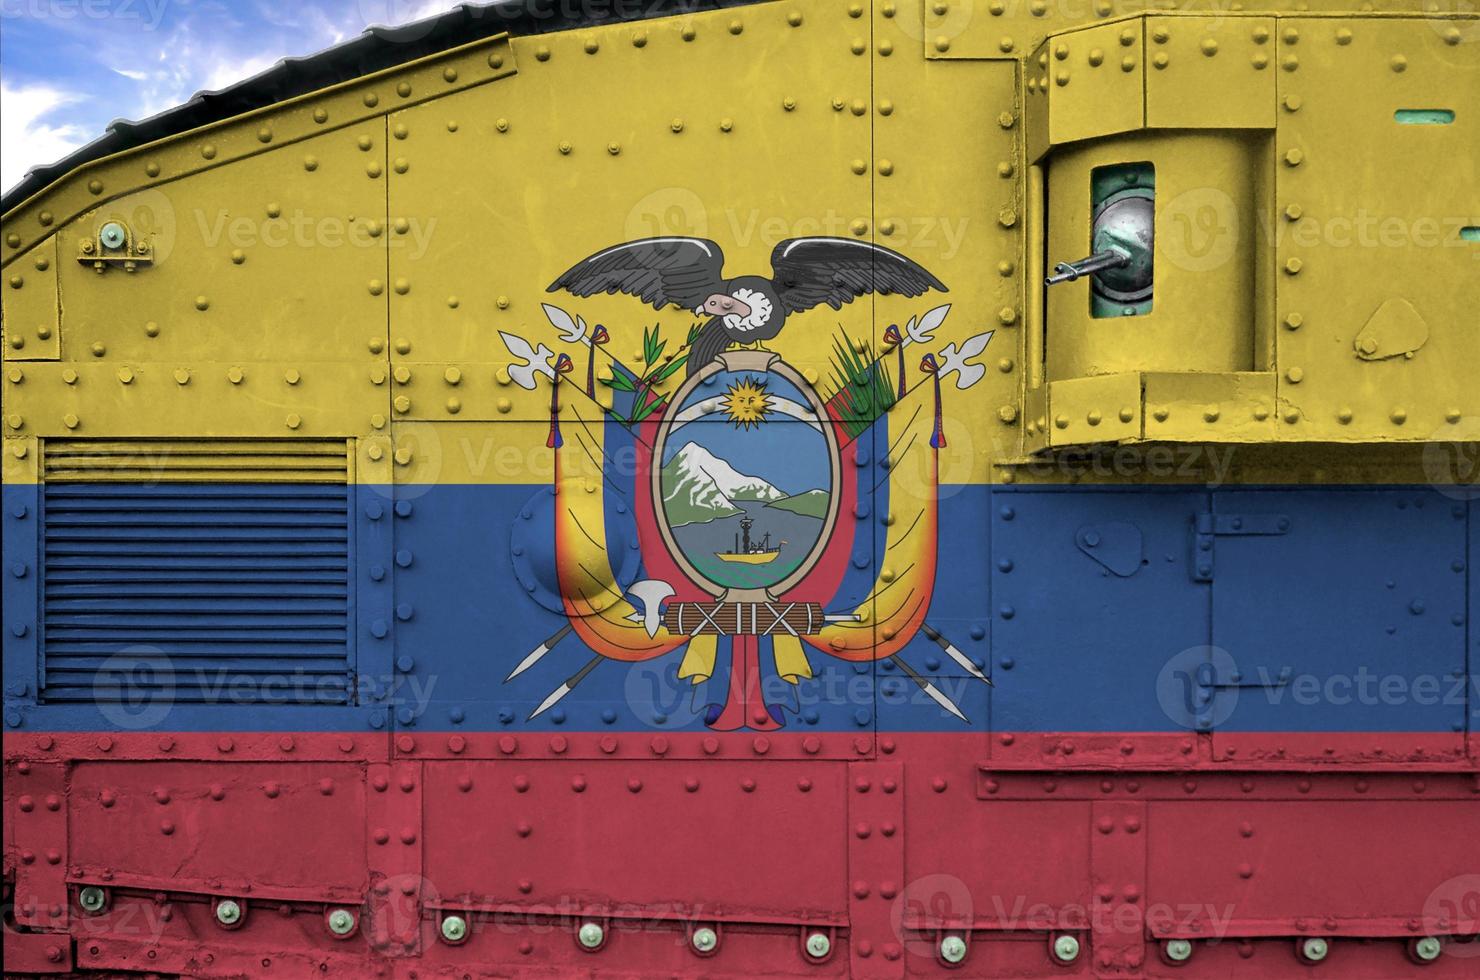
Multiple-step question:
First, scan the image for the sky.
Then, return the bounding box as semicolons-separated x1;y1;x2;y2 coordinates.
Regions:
0;0;454;195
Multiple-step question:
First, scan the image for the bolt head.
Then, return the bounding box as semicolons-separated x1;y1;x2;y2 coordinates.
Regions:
327;908;356;935
1165;938;1193;962
940;934;968;964
1414;936;1442;962
1302;937;1328;962
1053;934;1081;962
441;915;467;942
99;222;126;250
78;887;107;913
806;932;832;958
692;926;718;952
578;921;604;949
215;900;242;925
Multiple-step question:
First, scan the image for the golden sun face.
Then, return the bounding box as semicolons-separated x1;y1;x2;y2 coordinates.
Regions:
721;377;773;429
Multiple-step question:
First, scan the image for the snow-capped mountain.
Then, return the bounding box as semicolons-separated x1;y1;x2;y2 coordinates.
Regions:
660;443;782;525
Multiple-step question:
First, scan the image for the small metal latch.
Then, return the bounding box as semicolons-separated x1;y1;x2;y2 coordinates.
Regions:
1191;513;1290;582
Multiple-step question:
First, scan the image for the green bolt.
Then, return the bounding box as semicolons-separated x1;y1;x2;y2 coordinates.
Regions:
440;915;467;943
578;921;605;949
327;909;356;935
1302;937;1329;962
940;934;968;964
215;900;242;926
805;932;831;958
1165;938;1193;962
692;926;717;953
78;887;107;914
1053;934;1081;963
1414;936;1442;962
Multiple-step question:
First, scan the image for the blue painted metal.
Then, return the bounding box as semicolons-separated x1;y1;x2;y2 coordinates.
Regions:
5;484;1474;738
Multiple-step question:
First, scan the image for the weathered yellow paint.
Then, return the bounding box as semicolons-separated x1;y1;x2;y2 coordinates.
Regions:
0;2;1476;492
1046;372;1142;447
1143;16;1277;130
1273;16;1479;441
1;240;60;360
1027;19;1145;152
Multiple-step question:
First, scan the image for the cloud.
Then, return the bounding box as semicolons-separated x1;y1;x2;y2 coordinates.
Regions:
0;0;464;197
1;81;90;196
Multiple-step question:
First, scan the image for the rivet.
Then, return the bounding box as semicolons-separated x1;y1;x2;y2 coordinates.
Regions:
1282;54;1299;71
194;296;210;311
584;39;599;54
286;414;301;430
720;118;734;132
63;413;79;430
632;31;647;47
1284;257;1303;275
1335;27;1353;45
1283;312;1303;330
1286;367;1304;384
363;92;379;107
366;161;382;178
535;45;551;61
1201;38;1218;55
174;369;190;385
1391;55;1407;72
730;19;743;34
1391;408;1407;425
559;141;572;155
1252;52;1269;69
1123;55;1138;71
228;367;244;384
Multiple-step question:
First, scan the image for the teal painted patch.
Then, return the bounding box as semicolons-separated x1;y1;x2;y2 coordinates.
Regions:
1394;109;1455;125
1461;227;1480;243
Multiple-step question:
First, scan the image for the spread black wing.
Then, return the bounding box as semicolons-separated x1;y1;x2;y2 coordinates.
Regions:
769;237;948;315
547;237;726;312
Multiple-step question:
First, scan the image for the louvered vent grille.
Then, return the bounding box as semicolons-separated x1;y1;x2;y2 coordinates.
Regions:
40;440;355;705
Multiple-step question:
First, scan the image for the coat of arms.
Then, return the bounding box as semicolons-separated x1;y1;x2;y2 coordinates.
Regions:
499;236;996;730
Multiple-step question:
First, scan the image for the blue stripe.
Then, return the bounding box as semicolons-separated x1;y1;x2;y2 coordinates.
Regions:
2;482;1473;735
